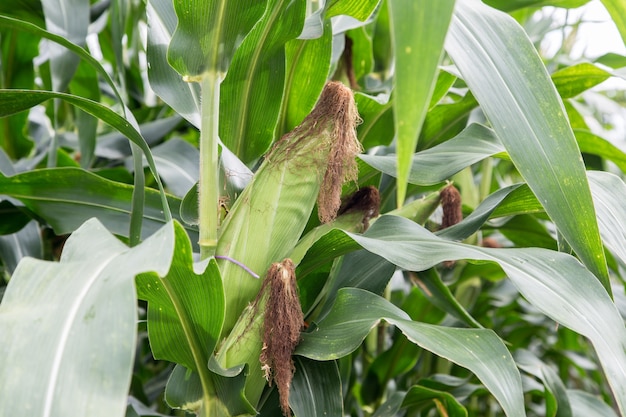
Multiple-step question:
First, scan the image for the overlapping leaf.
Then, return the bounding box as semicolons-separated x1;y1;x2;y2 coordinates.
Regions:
0;219;177;417
447;0;609;288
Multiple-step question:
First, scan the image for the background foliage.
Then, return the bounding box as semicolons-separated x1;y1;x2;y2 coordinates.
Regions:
2;0;626;416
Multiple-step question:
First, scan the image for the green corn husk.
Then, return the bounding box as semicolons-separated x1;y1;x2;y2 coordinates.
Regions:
214;81;361;406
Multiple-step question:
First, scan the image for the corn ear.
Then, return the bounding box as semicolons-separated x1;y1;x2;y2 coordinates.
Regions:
214;82;360;406
216;81;361;336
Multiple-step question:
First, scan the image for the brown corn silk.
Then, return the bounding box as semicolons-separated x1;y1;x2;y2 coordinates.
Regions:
440;184;463;268
268;81;362;224
258;259;302;417
440;184;462;230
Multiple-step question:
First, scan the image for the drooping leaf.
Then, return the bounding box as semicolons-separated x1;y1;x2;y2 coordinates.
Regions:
344;215;626;415
0;15;125;110
297;288;525;417
360;123;503;186
447;1;609;288
0;168;187;240
0;88;171;220
136;228;224;371
136;222;226;413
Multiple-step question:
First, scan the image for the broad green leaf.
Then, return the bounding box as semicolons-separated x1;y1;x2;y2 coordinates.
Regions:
0;89;171;220
136;230;223;371
290;357;343;417
447;1;609;289
0;218;176;417
345;215;626;415
167;0;264;76
279;21;332;136
389;0;455;206
136;223;225;414
551;63;611;98
297;287;525;417
601;0;626;46
146;0;201;127
220;0;306;162
0;168;187;240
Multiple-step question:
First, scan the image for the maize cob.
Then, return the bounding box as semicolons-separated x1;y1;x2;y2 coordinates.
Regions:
214;81;361;405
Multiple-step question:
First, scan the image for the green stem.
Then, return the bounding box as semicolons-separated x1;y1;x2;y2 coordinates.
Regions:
199;72;223;259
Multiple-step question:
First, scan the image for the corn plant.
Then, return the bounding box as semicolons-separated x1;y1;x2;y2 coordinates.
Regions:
2;0;626;416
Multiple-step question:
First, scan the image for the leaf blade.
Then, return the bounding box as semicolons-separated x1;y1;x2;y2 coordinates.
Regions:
446;1;609;289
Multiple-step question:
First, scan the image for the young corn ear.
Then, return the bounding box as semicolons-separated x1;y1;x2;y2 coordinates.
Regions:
214;81;361;405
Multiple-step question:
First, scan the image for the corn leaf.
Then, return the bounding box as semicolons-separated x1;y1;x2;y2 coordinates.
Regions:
0;168;189;240
297;287;525;417
389;0;455;206
0;219;177;417
346;215;626;415
447;0;609;289
220;0;306;162
167;0;264;77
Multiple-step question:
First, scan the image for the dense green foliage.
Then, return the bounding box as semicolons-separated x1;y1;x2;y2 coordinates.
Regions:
2;0;626;416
